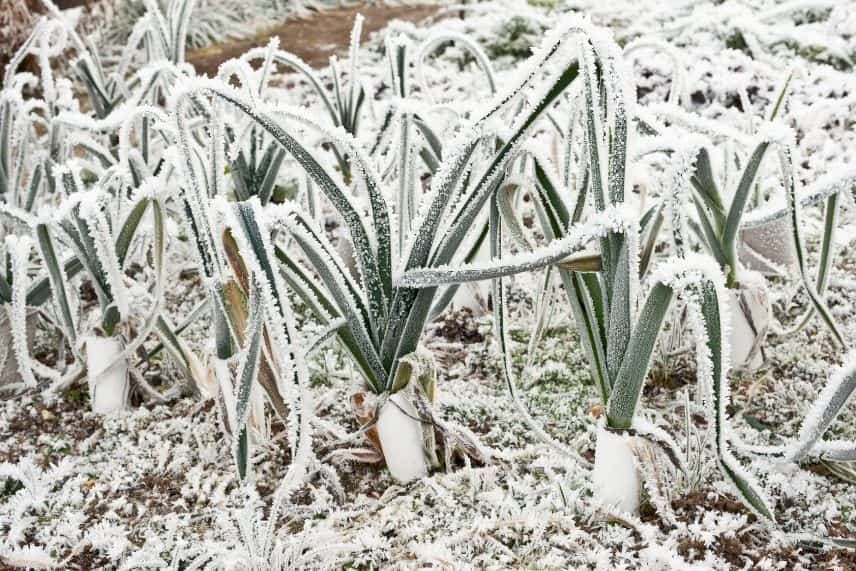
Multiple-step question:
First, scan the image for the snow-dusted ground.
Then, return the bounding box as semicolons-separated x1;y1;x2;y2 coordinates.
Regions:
2;0;856;568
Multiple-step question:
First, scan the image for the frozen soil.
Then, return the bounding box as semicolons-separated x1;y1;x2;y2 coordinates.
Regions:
3;0;856;568
2;297;855;568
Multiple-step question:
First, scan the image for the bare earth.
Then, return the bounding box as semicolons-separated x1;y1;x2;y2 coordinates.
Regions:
187;3;441;74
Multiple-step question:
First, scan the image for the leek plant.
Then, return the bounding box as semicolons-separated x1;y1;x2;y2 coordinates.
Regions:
398;24;777;519
399;23;853;537
34;167;167;413
0;1;201;411
2;16;77;203
45;83;316;485
163;13;632;482
683;138;845;369
744;165;856;339
665;74;846;370
0;76;44;210
606;67;847;372
163;57;322;483
164;11;854;527
123;0;196;66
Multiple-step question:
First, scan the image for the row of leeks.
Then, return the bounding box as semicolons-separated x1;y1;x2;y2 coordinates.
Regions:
0;0;854;545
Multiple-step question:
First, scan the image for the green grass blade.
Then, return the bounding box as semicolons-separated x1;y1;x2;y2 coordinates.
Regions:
258;148;286;205
787;355;856;463
692;195;728;268
399;207;628;287
817;193;840;293
572;270;610;401
491;201;590;465
530;177;610;397
26;257;83;307
413;116;443;163
145;300;209;363
24;163;43;212
639;204;664;277
427;220;489;322
690;147;726;227
115;197;152;267
268;205;386;391
430;62;580;268
379;139;480;369
605;237;632;385
533;154;571;229
276;247;381;388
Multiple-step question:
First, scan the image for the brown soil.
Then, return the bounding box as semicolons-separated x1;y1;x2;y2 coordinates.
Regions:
671;489;756;522
433;307;485;345
187;3;443;76
639;489;856;568
0;391;101;465
56;0;92;7
645;354;695;398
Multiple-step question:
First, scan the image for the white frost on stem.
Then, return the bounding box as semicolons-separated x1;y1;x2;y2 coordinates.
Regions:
6;235;37;388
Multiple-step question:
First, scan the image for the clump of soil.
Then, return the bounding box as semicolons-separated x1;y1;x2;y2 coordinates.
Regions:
672;489;755;522
0;391;101;464
433;307;485;344
646;354;696;398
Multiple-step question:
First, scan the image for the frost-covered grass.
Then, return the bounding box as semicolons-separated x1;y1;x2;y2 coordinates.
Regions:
1;0;856;568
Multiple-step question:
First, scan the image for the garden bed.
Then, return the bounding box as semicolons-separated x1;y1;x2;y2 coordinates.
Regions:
1;0;855;569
